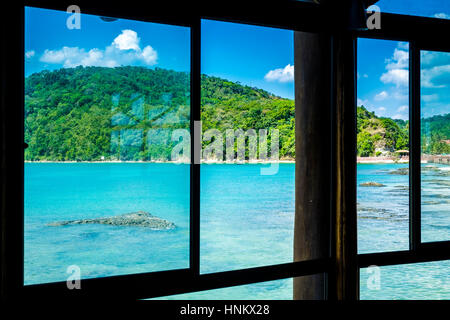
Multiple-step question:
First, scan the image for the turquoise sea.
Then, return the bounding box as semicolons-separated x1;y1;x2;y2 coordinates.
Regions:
24;163;449;299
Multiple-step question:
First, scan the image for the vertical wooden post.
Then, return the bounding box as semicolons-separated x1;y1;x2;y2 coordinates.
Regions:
293;31;332;300
1;3;24;301
333;32;359;300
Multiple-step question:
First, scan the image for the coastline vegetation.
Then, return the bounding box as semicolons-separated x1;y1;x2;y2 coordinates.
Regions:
24;66;449;162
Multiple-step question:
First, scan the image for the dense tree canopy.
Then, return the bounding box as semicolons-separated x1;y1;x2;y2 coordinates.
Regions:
23;67;449;161
25;66;294;161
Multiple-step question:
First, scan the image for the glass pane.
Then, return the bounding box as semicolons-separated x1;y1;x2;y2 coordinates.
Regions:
360;260;450;300
200;19;295;273
356;39;410;253
152;277;301;300
420;50;450;243
24;7;190;284
375;0;450;20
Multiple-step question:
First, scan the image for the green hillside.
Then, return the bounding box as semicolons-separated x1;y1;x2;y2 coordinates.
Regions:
23;66;449;161
422;113;450;155
356;105;409;157
24;66;294;161
357;105;450;156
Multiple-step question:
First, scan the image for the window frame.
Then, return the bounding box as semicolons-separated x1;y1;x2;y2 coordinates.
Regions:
15;0;332;300
2;0;449;300
355;14;450;280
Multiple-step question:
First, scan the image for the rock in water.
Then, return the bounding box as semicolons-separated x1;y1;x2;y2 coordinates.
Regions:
359;181;385;187
388;167;409;175
47;211;176;230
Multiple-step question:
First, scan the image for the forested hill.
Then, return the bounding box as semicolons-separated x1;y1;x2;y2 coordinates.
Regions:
357;105;450;156
24;66;449;161
356;105;409;157
24;66;295;161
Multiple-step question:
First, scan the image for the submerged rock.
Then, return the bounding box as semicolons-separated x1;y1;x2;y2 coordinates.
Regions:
388;167;409;175
47;211;176;230
359;181;385;187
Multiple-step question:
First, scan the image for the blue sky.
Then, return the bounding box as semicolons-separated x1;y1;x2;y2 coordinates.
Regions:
25;7;191;75
358;0;450;120
25;7;294;99
201;20;294;99
375;0;449;19
25;3;449;116
357;38;450;120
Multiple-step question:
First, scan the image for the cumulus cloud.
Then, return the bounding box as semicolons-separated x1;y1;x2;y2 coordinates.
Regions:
25;50;35;59
264;64;294;83
385;48;409;70
39;29;157;68
397;42;409;50
434;13;450;19
357;98;370;107
380;44;409;87
421;61;450;88
392;113;408;120
112;29;140;51
422;94;439;102
397;105;408;112
374;91;388;101
380;68;409;87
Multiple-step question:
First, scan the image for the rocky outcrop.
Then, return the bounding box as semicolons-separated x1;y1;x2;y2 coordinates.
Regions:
388;167;409;175
359;181;385;187
47;211;176;230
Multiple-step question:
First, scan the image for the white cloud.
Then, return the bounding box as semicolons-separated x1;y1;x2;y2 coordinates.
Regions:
397;105;408;112
112;29;140;51
392;113;408;120
421;64;450;88
385;48;409;70
378;107;386;112
41;47;83;65
434;13;450;19
39;29;157;69
264;64;294;83
141;45;158;65
380;44;409;88
422;94;439;102
380;68;409;87
25;50;35;59
374;91;388;101
393;91;408;101
397;42;409;50
357;98;370;107
358;72;368;79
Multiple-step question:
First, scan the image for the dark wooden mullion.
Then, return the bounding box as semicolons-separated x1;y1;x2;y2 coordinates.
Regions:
21;258;331;300
190;18;201;275
358;241;450;268
409;41;421;251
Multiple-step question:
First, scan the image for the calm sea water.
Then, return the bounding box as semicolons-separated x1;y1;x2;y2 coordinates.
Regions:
24;163;449;299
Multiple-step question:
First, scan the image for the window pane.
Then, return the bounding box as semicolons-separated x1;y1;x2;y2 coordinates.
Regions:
152;277;303;300
375;0;450;20
24;7;190;284
420;50;450;243
356;39;410;253
360;260;450;300
200;20;295;273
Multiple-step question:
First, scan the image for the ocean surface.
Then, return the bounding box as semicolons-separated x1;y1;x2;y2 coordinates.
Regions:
24;163;449;299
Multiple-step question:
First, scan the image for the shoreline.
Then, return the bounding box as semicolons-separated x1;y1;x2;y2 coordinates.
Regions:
23;157;449;165
24;159;297;164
